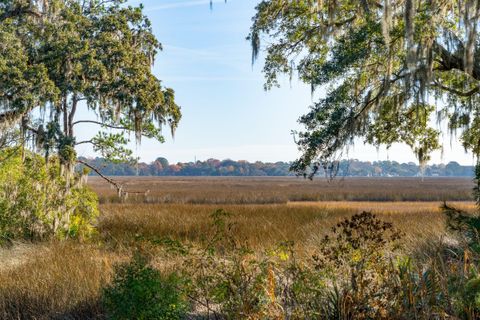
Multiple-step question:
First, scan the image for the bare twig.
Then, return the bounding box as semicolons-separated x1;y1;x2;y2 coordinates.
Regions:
77;159;125;197
76;159;150;197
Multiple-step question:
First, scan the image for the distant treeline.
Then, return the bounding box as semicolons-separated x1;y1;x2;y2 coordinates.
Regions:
78;157;474;177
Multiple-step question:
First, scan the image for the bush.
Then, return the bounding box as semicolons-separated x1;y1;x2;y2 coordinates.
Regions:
181;211;407;319
102;254;188;320
0;148;98;243
310;212;403;319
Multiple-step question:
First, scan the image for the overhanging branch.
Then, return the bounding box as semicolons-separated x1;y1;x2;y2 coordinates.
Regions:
75;140;93;146
72;120;129;130
0;5;41;21
433;40;480;80
433;81;480;97
76;159;150;198
76;159;125;197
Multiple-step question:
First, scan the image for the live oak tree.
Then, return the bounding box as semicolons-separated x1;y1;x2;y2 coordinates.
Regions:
0;0;180;238
0;0;181;188
249;0;480;188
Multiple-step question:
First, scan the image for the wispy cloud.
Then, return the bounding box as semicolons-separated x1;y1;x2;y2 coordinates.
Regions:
163;44;220;58
159;44;252;73
145;0;225;11
162;75;258;82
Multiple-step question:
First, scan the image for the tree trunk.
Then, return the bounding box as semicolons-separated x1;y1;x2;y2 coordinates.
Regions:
474;159;480;209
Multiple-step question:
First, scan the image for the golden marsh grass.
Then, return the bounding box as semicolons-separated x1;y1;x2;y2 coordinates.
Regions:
0;177;477;318
98;200;475;253
88;176;474;204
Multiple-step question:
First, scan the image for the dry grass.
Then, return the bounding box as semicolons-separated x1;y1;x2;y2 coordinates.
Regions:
88;176;474;204
0;242;122;320
0;177;477;319
288;200;477;213
99;203;334;251
98;200;476;253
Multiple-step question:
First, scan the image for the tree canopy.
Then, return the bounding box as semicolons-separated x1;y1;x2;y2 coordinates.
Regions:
0;0;181;239
0;0;181;179
250;0;480;177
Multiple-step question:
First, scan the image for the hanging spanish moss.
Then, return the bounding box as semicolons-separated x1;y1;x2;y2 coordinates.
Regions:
381;0;391;45
464;0;478;76
0;0;181;187
250;0;480;178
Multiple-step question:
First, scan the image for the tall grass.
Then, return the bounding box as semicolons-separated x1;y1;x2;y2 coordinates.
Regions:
89;176;474;204
0;242;120;319
0;177;478;318
97;201;474;253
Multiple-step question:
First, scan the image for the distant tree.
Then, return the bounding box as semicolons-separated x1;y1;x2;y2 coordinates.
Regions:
0;0;180;190
446;161;462;176
150;161;163;176
250;1;480;187
156;157;170;169
80;157;474;177
168;164;181;174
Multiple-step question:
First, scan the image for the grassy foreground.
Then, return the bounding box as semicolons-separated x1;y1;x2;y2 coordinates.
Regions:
0;177;478;319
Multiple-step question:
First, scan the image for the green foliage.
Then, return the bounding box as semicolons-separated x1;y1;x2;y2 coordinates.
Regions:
394;245;480;319
91;132;135;164
443;203;480;252
102;254;187;320
250;1;480;176
64;186;99;239
475;160;480;206
0;0;181;172
0;0;182;245
0;11;57;125
367;104;440;166
0;148;98;243
462;275;480;314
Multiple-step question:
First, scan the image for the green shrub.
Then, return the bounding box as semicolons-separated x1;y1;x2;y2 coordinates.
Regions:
102;254;188;320
0;148;98;243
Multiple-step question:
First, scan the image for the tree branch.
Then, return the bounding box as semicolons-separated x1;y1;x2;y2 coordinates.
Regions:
77;159;126;197
25;125;39;134
72;120;129;130
68;94;78;136
75;140;93;146
432;81;480;97
76;159;150;197
0;6;41;21
433;40;480;80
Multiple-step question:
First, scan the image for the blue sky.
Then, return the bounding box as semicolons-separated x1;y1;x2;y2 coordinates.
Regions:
75;0;475;165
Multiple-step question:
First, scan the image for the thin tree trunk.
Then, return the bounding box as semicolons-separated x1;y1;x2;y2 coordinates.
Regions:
474;159;480;210
63;95;68;137
68;94;78;138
